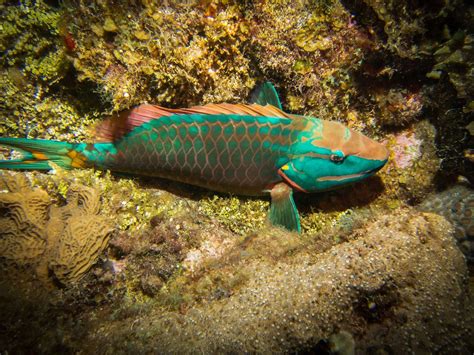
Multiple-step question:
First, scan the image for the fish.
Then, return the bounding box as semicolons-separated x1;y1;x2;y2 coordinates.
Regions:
0;83;388;232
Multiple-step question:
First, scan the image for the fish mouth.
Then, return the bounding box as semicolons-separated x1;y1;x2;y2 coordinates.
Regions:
317;166;383;182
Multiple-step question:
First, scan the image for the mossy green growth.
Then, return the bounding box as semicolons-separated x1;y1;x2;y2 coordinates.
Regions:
0;70;98;141
0;0;69;84
28;167;187;232
0;1;101;142
199;195;268;235
301;209;352;236
249;0;364;122
294;3;347;52
68;1;254;111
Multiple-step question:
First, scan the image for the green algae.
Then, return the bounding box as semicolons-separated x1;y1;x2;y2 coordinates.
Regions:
0;70;99;141
199;195;268;235
0;0;67;84
27;167;187;232
0;1;101;141
68;1;254;111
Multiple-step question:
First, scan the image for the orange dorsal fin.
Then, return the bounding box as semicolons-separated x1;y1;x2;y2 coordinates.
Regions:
94;103;291;142
94;104;188;142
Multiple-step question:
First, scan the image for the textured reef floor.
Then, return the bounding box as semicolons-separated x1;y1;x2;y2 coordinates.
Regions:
1;0;473;353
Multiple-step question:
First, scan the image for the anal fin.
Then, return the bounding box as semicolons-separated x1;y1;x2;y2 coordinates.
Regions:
269;183;301;233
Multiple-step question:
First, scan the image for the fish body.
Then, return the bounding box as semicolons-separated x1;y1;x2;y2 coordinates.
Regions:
0;83;388;232
86;108;299;196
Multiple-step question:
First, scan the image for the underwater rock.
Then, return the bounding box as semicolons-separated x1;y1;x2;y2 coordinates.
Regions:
0;173;113;285
0;1;98;142
344;0;462;59
374;88;423;127
381;120;439;203
0;1;69;84
429;31;474;110
389;131;423;170
84;208;470;353
68;1;253;111
249;1;364;122
418;184;474;261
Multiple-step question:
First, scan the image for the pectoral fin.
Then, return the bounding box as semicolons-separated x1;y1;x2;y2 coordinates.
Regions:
269;183;301;233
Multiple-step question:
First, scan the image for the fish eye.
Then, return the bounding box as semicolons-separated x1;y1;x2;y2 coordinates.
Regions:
330;154;344;163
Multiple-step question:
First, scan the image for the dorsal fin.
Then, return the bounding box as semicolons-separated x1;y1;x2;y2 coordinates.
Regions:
249;82;282;110
94;104;189;142
94;102;291;142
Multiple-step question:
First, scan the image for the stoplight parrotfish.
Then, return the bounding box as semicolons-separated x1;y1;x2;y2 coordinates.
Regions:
0;83;388;232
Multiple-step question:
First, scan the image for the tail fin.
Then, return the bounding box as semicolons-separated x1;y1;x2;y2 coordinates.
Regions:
0;137;85;170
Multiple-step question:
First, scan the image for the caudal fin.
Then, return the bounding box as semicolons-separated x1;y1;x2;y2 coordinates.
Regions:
0;137;85;170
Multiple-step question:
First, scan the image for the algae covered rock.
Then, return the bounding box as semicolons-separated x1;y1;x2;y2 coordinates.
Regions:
380;120;440;203
0;172;113;285
429;31;474;109
68;1;254;111
419;184;474;261
249;0;365;122
0;1;99;141
343;0;462;59
0;0;473;352
80;208;470;353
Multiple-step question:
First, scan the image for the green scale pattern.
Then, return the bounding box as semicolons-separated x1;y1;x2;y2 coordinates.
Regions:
101;114;300;195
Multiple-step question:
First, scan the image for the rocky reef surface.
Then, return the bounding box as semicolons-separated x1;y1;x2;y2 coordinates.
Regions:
0;0;473;353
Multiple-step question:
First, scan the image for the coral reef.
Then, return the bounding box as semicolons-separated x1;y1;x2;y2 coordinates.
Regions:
198;195;268;235
1;0;68;84
428;31;474;111
341;0;463;59
1;0;473;353
0;172;113;285
28;167;200;232
0;69;98;141
373;88;423;128
0;1;100;141
422;78;473;183
66;209;470;353
418;184;474;261
248;1;365;122
381;120;440;203
67;1;254;111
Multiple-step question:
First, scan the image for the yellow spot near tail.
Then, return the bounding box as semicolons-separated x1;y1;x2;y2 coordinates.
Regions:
33;152;49;160
281;164;289;171
71;160;86;168
67;150;87;168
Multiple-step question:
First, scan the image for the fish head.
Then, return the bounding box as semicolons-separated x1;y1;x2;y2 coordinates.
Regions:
278;117;389;192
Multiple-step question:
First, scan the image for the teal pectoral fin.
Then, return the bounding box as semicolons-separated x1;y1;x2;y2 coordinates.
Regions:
250;82;283;110
269;182;301;233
